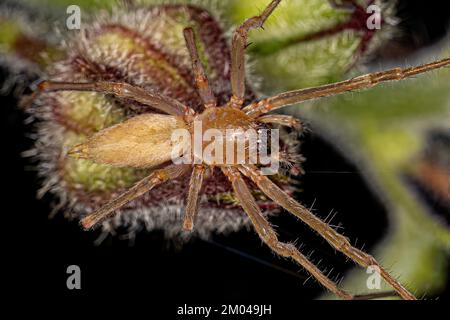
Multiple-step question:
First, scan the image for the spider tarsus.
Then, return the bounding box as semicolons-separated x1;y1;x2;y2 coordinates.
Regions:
182;220;194;231
80;216;96;230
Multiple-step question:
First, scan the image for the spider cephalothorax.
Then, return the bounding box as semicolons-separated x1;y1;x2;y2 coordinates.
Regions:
33;0;450;300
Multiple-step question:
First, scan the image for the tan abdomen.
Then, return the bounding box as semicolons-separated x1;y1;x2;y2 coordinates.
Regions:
69;114;188;169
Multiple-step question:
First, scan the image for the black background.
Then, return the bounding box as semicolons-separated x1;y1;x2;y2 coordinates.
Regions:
2;0;450;315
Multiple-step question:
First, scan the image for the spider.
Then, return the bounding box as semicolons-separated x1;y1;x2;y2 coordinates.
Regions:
35;0;450;300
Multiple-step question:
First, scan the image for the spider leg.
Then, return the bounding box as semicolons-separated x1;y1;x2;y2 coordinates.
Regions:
222;166;354;300
257;114;303;132
183;28;217;109
37;80;195;119
352;291;398;300
243;57;450;117
230;0;281;109
183;165;205;231
239;164;417;300
81;165;189;230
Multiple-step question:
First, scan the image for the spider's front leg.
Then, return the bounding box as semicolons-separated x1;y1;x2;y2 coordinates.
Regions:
244;57;450;117
230;0;281;108
37;80;195;119
222;166;354;300
239;165;417;300
183;28;217;109
81;165;190;229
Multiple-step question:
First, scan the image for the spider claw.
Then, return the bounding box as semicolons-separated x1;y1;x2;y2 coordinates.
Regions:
183;220;194;231
80;215;96;230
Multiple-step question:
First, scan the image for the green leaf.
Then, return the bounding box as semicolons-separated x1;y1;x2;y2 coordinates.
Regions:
227;0;395;89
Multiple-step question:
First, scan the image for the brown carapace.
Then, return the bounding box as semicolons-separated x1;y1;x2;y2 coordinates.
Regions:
36;0;450;300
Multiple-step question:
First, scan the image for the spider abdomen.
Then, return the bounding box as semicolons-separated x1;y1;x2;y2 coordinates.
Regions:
69;114;188;169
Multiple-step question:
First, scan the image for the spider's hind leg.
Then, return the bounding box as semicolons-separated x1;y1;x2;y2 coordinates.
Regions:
239;165;417;300
222;166;354;300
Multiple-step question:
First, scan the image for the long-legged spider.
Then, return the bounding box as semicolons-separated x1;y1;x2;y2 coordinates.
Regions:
35;0;450;300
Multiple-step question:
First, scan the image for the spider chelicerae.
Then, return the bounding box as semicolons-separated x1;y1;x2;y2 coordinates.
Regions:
35;0;450;300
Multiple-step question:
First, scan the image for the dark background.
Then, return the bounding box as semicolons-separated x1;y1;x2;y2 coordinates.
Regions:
2;0;450;314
